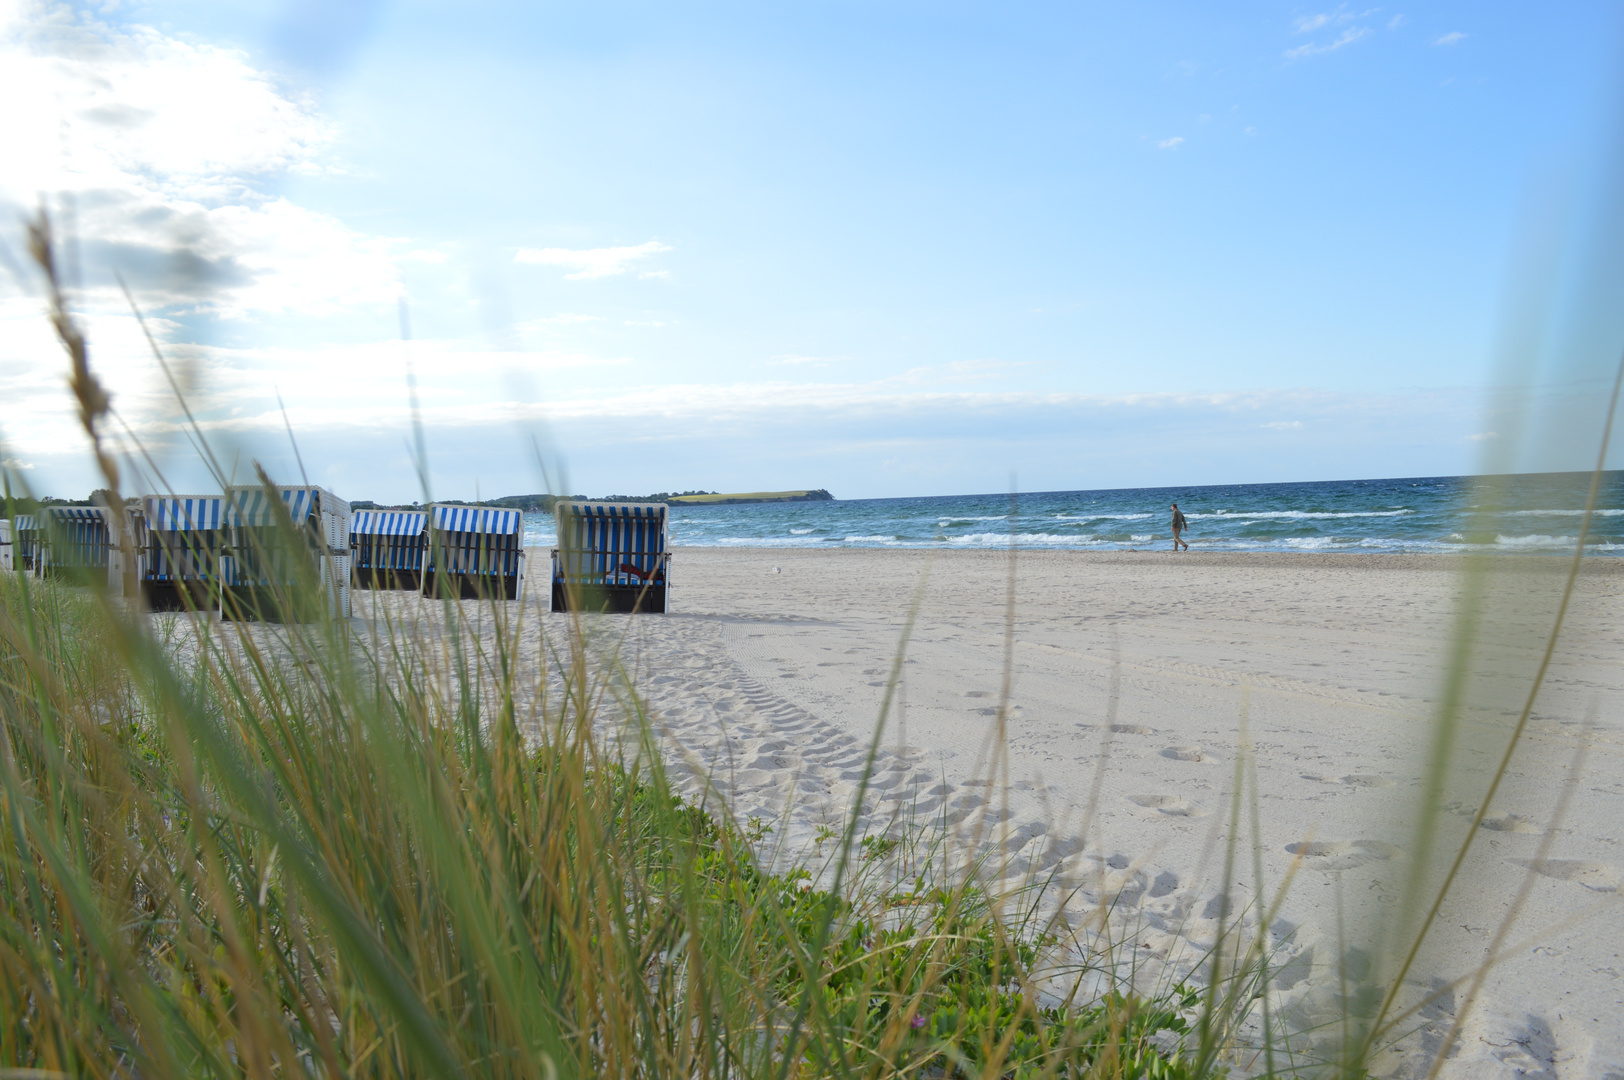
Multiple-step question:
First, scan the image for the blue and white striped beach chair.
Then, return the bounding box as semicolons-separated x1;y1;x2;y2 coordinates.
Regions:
219;485;352;621
551;502;669;613
28;506;116;587
352;510;428;589
12;514;40;574
421;505;525;600
142;495;225;609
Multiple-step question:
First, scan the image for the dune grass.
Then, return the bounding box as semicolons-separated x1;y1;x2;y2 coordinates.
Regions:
0;216;1224;1079
0;524;1229;1078
4;208;1623;1078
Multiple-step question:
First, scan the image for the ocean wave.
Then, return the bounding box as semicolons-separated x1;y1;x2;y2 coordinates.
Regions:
1189;509;1416;521
704;536;827;547
1053;512;1153;521
789;528;816;535
947;532;1112;546
937;515;1008;524
1503;508;1624;517
1494;534;1578;548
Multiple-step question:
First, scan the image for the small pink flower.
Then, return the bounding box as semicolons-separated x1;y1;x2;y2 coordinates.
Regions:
911;1014;927;1030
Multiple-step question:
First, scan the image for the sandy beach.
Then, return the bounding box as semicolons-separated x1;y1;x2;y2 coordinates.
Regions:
357;547;1624;1077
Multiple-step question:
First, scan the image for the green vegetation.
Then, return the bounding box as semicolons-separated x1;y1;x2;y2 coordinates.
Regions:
0;217;1214;1077
0;548;1223;1079
328;491;840;511
7;207;1620;1079
668;489;835;505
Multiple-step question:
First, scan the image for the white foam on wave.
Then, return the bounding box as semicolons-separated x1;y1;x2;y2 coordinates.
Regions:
702;536;828;547
1504;508;1624;517
947;531;1109;546
789;528;816;535
1054;512;1153;521
1190;509;1416;521
1494;533;1577;549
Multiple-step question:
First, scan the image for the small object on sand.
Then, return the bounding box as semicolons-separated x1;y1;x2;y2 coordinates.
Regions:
770;566;781;574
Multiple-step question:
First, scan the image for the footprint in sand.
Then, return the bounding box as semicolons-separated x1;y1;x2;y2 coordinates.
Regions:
1127;794;1211;818
962;690;993;698
1161;746;1213;762
1481;814;1543;834
1304;773;1396;789
1285;839;1401;870
1508;859;1623;891
1109;724;1153;735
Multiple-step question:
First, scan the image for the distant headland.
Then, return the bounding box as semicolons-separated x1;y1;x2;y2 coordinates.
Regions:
666;490;834;505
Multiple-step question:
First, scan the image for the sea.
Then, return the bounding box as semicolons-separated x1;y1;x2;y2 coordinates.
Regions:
521;472;1624;555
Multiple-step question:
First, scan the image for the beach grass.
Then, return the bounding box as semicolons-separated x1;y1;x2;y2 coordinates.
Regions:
5;209;1622;1079
0;522;1222;1079
0;213;1222;1078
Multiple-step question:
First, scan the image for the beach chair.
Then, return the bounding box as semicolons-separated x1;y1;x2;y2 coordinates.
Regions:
352;509;427;589
421;505;525;600
219;485;352;621
119;504;148;597
142;495;225;610
12;514;39;575
551;502;668;613
35;506;116;588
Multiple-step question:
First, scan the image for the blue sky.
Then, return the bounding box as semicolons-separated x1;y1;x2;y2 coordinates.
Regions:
2;1;1623;502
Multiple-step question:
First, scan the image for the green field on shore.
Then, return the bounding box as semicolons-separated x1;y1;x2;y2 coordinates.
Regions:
668;489;829;504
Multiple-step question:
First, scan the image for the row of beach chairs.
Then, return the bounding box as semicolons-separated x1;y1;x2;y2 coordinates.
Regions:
1;491;670;617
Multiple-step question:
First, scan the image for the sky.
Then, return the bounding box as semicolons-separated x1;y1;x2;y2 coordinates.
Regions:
3;0;1624;503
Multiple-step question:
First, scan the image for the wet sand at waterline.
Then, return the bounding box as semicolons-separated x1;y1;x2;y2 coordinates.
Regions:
353;548;1624;1077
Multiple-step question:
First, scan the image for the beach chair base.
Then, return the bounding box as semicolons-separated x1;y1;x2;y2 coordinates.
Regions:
143;580;217;612
220;585;328;623
551;582;666;614
420;572;519;601
43;564;108;588
355;568;421;590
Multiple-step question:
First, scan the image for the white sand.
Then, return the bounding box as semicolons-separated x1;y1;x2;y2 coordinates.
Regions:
354;547;1624;1078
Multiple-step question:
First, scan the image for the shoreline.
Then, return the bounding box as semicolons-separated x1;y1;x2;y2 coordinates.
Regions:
653;545;1624;572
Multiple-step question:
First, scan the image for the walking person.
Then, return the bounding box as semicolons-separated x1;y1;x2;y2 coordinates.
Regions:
1170;503;1189;551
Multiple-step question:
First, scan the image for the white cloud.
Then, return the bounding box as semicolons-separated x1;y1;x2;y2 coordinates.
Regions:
1263;420;1303;430
0;1;404;317
513;241;673;280
1292;7;1378;34
1434;31;1466;46
1158;136;1185;150
525;313;606;327
1467;431;1500;441
3;457;37;470
767;355;833;367
1388;15;1406;29
939;359;1035;380
1285;26;1371;59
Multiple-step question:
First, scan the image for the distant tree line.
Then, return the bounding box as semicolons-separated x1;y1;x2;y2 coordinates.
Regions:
17;488;833;514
